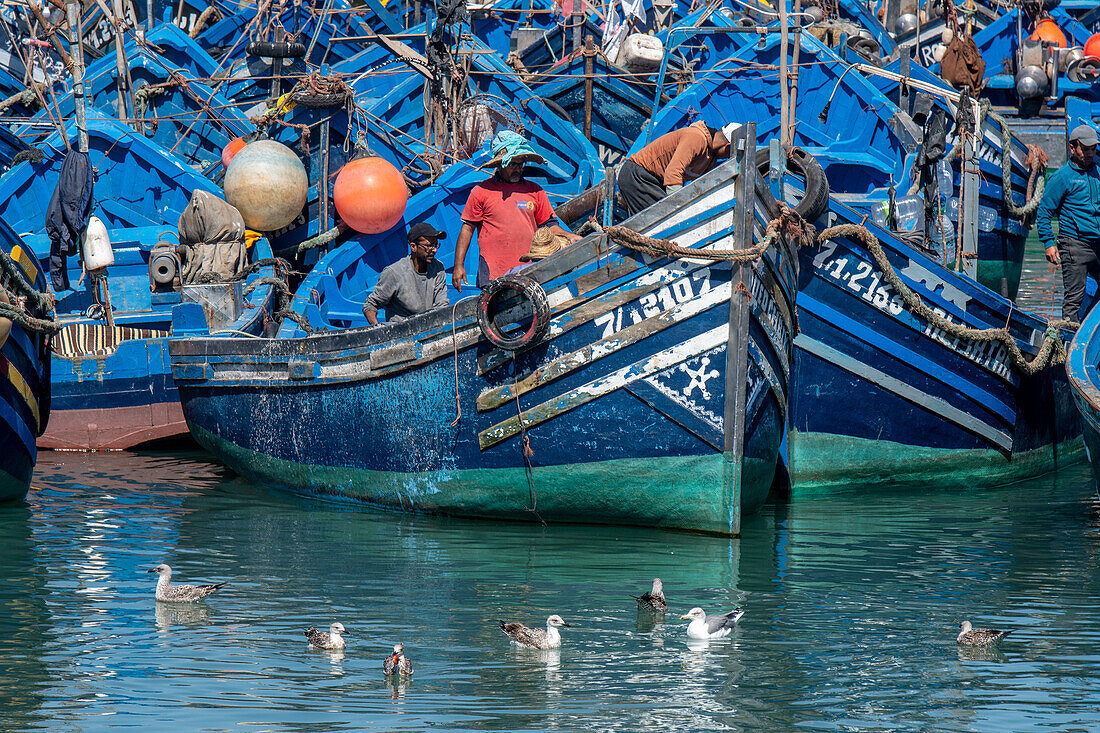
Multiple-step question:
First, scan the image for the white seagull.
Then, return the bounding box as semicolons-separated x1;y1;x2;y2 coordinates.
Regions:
499;615;573;649
305;622;348;650
148;563;227;603
957;620;1013;646
383;643;413;675
680;607;744;639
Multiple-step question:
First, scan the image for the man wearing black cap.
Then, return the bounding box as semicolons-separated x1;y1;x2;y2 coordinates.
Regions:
1038;124;1100;321
362;222;449;325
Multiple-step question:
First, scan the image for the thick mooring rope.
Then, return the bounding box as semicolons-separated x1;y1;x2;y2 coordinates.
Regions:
822;222;1075;375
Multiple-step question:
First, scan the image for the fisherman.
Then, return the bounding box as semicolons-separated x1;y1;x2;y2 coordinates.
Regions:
362;222;449;325
452;131;581;290
1038;124;1100;322
617;121;739;216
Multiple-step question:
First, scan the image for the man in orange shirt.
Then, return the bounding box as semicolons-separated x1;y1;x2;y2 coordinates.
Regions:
617;121;739;216
453;131;580;290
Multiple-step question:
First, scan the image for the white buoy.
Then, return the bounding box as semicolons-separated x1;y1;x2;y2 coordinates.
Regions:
81;215;114;271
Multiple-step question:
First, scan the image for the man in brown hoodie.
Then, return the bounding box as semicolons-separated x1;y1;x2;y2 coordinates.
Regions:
618;121;739;216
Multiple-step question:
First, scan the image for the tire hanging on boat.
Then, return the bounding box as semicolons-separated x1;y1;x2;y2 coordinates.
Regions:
477;274;551;351
755;146;830;223
290;90;350;108
247;41;306;59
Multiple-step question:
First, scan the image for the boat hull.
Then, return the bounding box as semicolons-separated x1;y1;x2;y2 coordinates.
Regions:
173;147;797;534
789;196;1083;492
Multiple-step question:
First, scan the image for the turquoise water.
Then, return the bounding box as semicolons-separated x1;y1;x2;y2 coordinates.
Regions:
3;450;1100;731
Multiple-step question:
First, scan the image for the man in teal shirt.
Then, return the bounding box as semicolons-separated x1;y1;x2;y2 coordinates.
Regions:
1039;124;1100;321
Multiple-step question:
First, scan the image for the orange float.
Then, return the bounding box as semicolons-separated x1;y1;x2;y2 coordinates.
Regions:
1029;18;1068;48
221;136;247;168
333;157;408;234
1086;33;1100;59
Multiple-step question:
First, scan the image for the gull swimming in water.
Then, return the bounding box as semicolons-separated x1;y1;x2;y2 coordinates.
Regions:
148;563;227;603
499;615;573;649
383;643;413;676
957;620;1013;646
680;607;744;639
634;578;668;612
305;622;348;650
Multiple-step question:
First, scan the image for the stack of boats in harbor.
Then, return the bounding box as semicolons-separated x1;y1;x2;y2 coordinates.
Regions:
1;0;1099;533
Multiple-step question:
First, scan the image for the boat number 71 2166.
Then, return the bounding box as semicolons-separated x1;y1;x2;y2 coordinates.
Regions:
811;240;905;316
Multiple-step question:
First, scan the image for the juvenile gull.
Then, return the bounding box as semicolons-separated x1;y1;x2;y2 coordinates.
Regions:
499;615;573;649
634;578;668;612
305;622;348;650
148;563;227;603
957;620;1013;646
680;607;744;639
383;643;413;676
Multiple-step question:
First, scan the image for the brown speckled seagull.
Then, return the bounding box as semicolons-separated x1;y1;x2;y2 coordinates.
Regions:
499;615;573;649
957;620;1013;646
383;643;413;676
634;578;668;612
305;622;348;650
148;563;227;603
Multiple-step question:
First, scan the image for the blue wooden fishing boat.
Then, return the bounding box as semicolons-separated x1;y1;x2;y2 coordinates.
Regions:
1067;299;1100;485
0;224;52;502
0;117;277;450
169;131;805;535
787;180;1081;491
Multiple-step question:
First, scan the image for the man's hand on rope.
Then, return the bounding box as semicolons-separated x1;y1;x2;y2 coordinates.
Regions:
1045;245;1060;266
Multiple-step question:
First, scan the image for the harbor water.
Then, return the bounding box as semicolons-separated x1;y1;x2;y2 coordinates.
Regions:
3;449;1100;731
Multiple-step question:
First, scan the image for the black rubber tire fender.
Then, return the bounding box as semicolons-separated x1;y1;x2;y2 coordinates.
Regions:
290;90;350;108
477;273;551;351
247;40;307;59
754;146;830;223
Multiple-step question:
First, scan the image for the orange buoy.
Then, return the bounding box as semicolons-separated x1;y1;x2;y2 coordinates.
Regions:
221;136;247;168
1086;33;1100;59
1030;18;1068;48
333;157;408;234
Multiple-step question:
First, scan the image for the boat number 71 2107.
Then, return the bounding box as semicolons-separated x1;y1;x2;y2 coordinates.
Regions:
594;268;712;338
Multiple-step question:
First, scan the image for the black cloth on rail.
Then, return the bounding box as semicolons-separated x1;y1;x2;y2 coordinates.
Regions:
44;148;94;292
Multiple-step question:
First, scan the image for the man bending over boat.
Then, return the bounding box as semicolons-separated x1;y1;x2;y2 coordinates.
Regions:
452;131;581;290
1039;124;1100;322
617;121;738;216
363;222;449;325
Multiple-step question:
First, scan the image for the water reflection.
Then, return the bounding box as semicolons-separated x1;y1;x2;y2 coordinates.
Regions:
8;451;1100;731
154;601;212;631
957;644;1009;664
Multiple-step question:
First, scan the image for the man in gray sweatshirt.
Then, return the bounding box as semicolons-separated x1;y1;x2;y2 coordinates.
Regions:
363;222;449;325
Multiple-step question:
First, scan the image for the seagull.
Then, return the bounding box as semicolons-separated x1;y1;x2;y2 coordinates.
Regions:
499;615;573;649
957;620;1013;646
680;607;744;639
305;622;348;650
383;643;413;676
634;578;668;612
148;563;227;603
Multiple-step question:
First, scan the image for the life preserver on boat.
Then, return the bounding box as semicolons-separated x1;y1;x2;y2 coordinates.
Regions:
754;146;830;223
247;40;306;59
477;274;551;351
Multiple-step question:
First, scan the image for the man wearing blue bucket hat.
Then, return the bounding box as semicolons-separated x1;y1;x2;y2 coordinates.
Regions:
453;131;581;290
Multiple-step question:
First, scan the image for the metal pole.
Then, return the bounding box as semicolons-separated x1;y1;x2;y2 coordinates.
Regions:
319;119;330;232
572;0;583;53
111;0;131;123
788;0;801;147
270;27;285;102
722;121;756;538
66;1;89;154
147;0;153;30
583;35;594;141
959;103;979;278
779;0;790;147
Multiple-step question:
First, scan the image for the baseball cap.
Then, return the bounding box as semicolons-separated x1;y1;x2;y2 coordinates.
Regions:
407;222;446;242
720;122;743;141
1069;124;1098;146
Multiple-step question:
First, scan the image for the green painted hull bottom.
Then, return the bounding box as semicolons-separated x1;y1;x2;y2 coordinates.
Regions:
977;258;1021;301
0;468;28;504
788;431;1085;493
193;425;775;535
